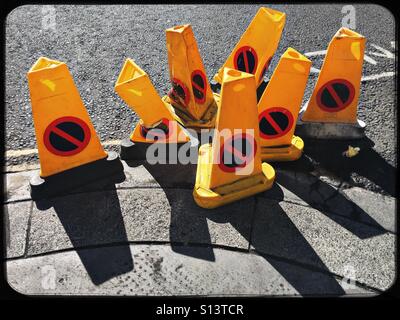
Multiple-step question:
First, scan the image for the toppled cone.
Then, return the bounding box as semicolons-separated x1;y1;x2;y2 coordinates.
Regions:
297;27;366;139
27;57;123;200
257;47;311;161
212;7;286;91
193;68;275;209
115;58;192;161
164;24;220;130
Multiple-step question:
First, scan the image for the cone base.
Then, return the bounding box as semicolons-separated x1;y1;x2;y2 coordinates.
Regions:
193;143;275;209
162;93;220;131
120;137;193;161
260;136;304;162
296;117;366;140
30;151;124;201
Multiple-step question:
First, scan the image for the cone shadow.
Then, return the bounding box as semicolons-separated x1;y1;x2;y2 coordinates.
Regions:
302;136;396;197
35;185;133;285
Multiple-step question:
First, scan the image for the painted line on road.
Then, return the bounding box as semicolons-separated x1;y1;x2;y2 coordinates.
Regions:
310;67;321;74
361;71;395;82
5;148;38;157
5;139;121;158
4;163;40;173
102;139;121;146
363;55;377;65
304;50;327;57
368;44;395;59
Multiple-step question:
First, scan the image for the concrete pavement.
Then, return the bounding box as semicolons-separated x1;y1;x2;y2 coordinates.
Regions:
4;159;395;296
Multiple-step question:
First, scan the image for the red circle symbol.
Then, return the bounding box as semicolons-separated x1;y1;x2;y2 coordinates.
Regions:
140;118;172;141
258;107;294;140
218;133;257;173
233;46;258;74
316;79;355;112
43;116;91;156
191;70;207;104
168;78;190;107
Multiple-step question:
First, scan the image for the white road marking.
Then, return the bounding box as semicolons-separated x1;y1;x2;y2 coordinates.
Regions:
368;44;395;59
363;55;377;65
5;148;38;157
5;139;121;158
4;163;40;173
361;71;395;82
101;139;121;146
304;50;326;57
310;67;321;73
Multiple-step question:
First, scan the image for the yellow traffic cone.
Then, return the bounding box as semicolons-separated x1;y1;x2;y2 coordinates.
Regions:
193;68;275;209
27;57;122;200
115;58;192;160
164;24;220;130
258;48;311;161
213;7;286;89
297;27;366;139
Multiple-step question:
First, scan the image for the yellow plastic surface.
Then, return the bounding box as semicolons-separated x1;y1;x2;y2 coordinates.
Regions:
115;58;190;143
213;7;286;87
166;24;216;121
209;68;265;188
128;118;189;144
302;28;365;123
193;67;275;208
260;135;304;162
27;57;107;178
257;47;310;161
193;143;275;209
162;93;220;130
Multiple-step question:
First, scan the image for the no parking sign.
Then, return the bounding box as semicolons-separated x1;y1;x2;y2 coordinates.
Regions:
44;116;91;156
170;78;190;107
234;46;258;74
258;107;294;140
316;79;355;112
191;70;207;104
218;133;257;173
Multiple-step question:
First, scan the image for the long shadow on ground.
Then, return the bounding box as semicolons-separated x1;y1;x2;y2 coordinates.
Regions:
129;160;354;296
138;162;216;262
34;172;133;285
300;136;396;197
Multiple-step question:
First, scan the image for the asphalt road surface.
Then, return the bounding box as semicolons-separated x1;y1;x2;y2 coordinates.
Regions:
5;4;396;195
